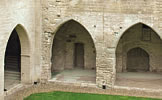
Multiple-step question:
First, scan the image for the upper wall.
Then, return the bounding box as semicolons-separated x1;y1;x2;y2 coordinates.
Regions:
42;0;156;14
0;0;36;58
42;0;162;47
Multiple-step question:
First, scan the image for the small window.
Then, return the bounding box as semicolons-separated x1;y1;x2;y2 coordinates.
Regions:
102;85;106;89
142;24;151;41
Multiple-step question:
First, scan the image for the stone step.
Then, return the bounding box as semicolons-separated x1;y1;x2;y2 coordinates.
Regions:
5;74;20;78
5;71;20;74
4;71;21;80
5;78;20;81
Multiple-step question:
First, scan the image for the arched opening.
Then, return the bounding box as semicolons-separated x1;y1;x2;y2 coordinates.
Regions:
115;23;162;89
51;20;96;84
4;25;30;90
127;47;149;72
4;29;21;90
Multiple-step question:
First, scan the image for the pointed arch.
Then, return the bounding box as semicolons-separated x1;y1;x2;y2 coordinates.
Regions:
51;19;96;68
115;22;162;89
115;22;162;51
50;19;96;83
49;19;97;64
4;24;31;90
115;22;162;72
51;19;96;51
14;24;30;55
127;47;150;72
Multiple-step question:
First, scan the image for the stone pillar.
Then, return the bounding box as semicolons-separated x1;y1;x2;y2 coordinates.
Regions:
96;43;116;88
41;33;52;83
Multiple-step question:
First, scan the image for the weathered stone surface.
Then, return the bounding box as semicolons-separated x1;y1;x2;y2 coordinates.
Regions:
1;0;162;99
41;0;162;88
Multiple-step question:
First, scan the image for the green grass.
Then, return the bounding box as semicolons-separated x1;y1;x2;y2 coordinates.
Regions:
24;91;161;100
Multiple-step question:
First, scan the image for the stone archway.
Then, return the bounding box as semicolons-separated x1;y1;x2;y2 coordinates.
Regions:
115;23;162;89
4;24;30;90
4;29;21;90
50;20;96;84
116;23;162;72
127;47;149;72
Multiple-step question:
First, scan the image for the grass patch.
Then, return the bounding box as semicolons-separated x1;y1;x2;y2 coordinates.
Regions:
24;91;161;100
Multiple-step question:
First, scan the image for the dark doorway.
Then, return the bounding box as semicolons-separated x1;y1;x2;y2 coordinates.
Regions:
127;47;149;72
4;29;21;90
51;20;96;84
5;29;21;72
74;43;84;68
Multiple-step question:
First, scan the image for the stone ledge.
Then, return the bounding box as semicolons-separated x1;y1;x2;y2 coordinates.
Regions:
4;82;162;100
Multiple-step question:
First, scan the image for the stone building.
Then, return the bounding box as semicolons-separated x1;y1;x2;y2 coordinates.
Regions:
1;0;162;99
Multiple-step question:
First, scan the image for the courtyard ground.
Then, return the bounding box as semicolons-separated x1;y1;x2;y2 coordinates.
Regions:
115;72;162;90
50;69;96;84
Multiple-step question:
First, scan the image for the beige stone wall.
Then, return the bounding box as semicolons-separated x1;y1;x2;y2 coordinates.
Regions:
1;0;162;98
41;0;162;88
0;0;42;99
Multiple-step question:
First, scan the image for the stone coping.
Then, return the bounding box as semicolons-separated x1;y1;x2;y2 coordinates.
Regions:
4;81;162;100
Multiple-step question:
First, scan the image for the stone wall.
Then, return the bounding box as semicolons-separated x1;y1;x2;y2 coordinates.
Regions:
1;0;162;99
41;0;162;88
0;0;42;99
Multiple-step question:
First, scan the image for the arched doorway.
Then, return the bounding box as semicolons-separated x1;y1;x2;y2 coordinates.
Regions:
51;20;96;84
115;23;162;89
4;25;30;91
127;47;149;72
4;29;21;90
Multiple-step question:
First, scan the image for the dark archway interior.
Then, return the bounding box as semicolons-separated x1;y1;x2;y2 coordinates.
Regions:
51;20;96;84
51;20;96;72
5;29;21;71
4;29;21;90
127;47;149;72
115;23;162;89
116;23;162;72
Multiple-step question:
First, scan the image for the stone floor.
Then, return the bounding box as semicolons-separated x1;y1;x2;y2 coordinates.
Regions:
50;69;96;84
4;70;21;90
115;72;162;90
